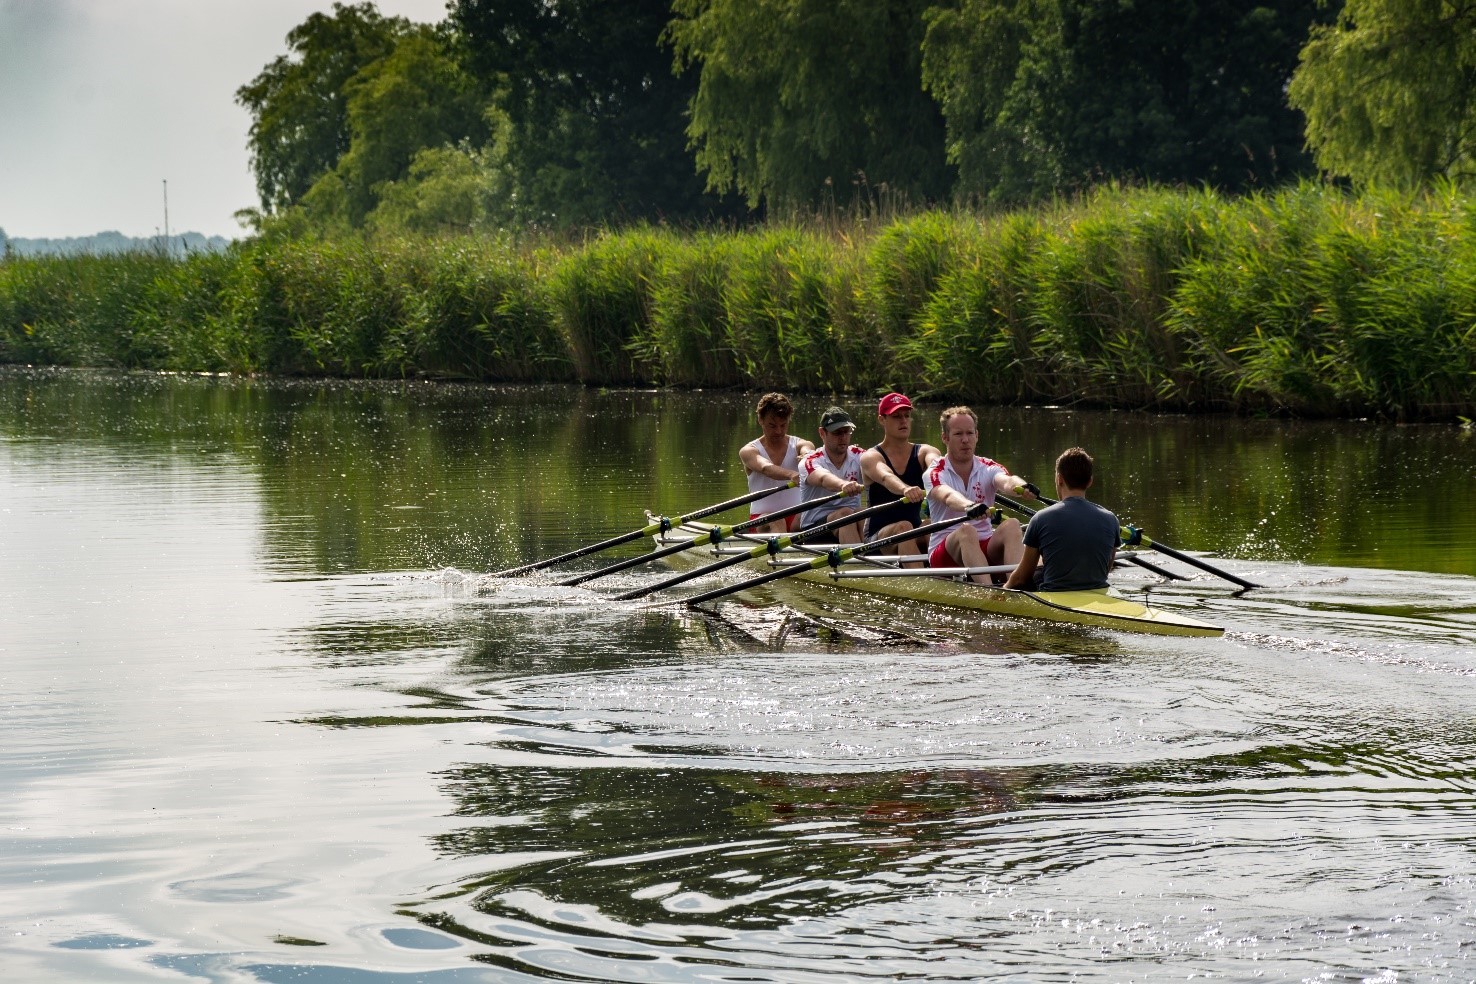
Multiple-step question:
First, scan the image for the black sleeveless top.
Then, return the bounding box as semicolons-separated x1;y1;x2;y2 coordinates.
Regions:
864;443;925;537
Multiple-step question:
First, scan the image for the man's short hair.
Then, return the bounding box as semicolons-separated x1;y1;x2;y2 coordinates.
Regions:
756;392;793;418
939;405;977;437
1056;447;1094;490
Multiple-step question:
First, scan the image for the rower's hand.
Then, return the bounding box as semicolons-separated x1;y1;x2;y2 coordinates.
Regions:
901;486;925;504
840;480;863;496
1018;481;1040;500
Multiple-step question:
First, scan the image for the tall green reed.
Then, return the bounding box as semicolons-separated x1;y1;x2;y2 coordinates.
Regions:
723;228;866;393
550;228;670;385
391;239;568;382
907;211;1048;402
0;253;173;365
644;234;744;388
2;184;1472;418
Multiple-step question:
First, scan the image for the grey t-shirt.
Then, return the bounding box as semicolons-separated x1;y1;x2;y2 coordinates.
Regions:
1022;496;1120;591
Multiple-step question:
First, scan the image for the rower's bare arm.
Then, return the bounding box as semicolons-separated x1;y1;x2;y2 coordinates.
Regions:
996;472;1035;499
930;484;967;512
861;450;924;503
740;445;798;483
820;472;863;495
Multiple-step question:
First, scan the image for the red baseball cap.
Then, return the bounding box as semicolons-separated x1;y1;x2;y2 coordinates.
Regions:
877;392;913;416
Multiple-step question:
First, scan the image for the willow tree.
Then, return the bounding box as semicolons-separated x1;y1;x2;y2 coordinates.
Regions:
451;0;730;227
303;28;491;229
924;0;1327;203
237;3;413;213
667;0;951;211
1289;0;1476;185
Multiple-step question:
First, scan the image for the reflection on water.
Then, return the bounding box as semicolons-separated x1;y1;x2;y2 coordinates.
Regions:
2;367;1475;982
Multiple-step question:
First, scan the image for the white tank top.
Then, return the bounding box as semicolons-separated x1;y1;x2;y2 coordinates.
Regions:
744;436;803;514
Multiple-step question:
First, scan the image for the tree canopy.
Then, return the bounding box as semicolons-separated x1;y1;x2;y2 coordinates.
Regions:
236;3;413;212
451;0;737;227
922;0;1328;203
299;26;491;232
667;0;952;211
1289;0;1476;185
229;0;1476;237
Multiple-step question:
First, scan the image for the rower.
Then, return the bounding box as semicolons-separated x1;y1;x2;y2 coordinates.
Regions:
796;406;866;544
859;392;939;567
738;392;814;534
1004;447;1120;592
922;405;1037;583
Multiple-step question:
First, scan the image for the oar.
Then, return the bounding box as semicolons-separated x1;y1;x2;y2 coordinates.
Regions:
677;502;996;607
995;492;1187;582
557;491;843;587
612;498;910;601
490;482;800;578
1002;491;1258;590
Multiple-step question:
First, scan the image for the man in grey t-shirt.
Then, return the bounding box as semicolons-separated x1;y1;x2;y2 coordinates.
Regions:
1004;447;1120;592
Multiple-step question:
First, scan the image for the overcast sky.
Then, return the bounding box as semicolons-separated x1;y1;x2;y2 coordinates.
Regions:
0;0;450;241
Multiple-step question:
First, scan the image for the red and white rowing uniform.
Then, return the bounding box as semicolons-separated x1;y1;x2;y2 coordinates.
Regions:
921;454;1011;558
798;445;864;527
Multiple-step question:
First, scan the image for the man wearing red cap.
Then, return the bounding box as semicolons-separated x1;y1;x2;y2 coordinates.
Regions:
859;392;939;565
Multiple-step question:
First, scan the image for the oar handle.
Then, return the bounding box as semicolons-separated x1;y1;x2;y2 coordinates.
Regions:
490;481;797;577
680;501;994;606
559;491;843;587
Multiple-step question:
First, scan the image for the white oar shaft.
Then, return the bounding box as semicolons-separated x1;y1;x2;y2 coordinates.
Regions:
825;565;1016;579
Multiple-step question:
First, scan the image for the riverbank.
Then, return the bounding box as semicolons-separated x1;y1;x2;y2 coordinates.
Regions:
3;183;1473;419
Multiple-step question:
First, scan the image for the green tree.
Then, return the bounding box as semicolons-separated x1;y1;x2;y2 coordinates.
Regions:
1289;0;1476;185
307;27;492;229
920;0;1058;202
924;0;1328;202
668;0;952;211
236;2;412;212
451;0;733;227
366;144;500;235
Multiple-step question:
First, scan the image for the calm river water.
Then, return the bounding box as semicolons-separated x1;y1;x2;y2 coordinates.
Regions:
3;367;1475;982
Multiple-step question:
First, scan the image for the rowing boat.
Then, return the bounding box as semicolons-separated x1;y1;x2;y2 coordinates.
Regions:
652;522;1224;638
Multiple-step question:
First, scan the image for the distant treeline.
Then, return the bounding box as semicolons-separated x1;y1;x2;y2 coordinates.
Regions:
3;185;1473;420
0;229;233;258
229;0;1476;238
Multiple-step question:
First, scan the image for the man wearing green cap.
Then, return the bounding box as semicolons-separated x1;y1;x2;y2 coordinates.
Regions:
796;406;866;543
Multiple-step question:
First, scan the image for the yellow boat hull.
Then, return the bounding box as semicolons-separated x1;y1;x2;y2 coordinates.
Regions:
656;530;1224;638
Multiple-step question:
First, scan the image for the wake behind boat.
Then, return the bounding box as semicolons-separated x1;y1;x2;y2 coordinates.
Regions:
652;521;1225;638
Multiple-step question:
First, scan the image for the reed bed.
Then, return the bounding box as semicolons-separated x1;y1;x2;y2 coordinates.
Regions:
2;183;1473;419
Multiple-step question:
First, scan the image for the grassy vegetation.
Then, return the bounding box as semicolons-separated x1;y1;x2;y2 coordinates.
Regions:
3;182;1473;419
